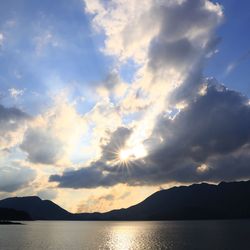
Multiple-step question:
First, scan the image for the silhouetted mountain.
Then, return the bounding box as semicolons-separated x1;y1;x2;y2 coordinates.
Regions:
0;196;72;220
1;180;250;220
0;207;31;221
76;180;250;220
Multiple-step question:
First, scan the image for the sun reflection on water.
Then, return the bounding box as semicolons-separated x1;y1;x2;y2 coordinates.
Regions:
107;225;139;250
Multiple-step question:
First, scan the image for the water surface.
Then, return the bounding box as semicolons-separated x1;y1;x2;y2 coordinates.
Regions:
0;220;249;250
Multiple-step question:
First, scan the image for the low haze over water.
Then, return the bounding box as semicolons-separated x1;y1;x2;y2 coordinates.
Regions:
1;220;250;250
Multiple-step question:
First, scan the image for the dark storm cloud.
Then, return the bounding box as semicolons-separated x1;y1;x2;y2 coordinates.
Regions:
20;128;63;164
139;83;250;184
50;83;250;188
151;84;250;163
50;160;125;188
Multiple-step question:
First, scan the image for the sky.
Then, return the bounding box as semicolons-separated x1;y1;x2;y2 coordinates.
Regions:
0;0;250;213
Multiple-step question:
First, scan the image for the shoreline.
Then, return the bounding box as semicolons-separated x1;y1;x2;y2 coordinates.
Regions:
0;221;24;225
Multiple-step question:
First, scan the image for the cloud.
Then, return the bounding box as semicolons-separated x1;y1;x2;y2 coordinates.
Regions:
0;33;4;47
141;83;250;184
84;0;156;62
76;193;115;213
34;30;61;56
96;71;128;98
50;83;250;188
76;189;131;213
225;49;250;75
0;0;232;196
50;165;118;189
80;98;124;160
20;128;63;164
0;104;31;149
102;71;121;90
49;0;225;189
100;127;132;162
148;38;198;72
8;88;25;99
85;0;223;147
0;164;36;192
19;95;88;165
84;0;222;65
50;126;132;188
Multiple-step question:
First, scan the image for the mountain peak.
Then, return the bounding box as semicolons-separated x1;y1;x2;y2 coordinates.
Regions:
0;195;71;220
2;196;42;201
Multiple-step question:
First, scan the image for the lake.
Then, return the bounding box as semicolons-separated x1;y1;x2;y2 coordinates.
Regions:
0;220;249;249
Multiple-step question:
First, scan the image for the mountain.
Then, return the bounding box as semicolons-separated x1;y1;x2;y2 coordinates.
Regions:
1;180;250;220
0;196;72;220
77;180;250;220
0;207;32;221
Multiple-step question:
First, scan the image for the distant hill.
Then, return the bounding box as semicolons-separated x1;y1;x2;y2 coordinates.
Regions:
0;207;31;221
1;180;250;221
0;196;72;220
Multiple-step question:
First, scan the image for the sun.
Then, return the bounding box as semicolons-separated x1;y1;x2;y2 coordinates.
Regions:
115;145;147;169
118;144;147;163
119;149;131;162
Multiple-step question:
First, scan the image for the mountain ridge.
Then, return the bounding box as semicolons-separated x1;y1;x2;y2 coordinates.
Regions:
1;180;250;220
0;195;72;220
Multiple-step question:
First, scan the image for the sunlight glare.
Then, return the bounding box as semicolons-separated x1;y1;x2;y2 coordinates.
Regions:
119;149;131;161
118;144;147;163
132;144;147;159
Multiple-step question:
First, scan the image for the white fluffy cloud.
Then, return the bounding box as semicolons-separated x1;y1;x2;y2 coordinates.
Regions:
20;95;88;166
84;0;222;63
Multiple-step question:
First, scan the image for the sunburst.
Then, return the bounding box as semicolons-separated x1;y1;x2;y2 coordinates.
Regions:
116;144;147;168
105;142;148;175
119;149;131;162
